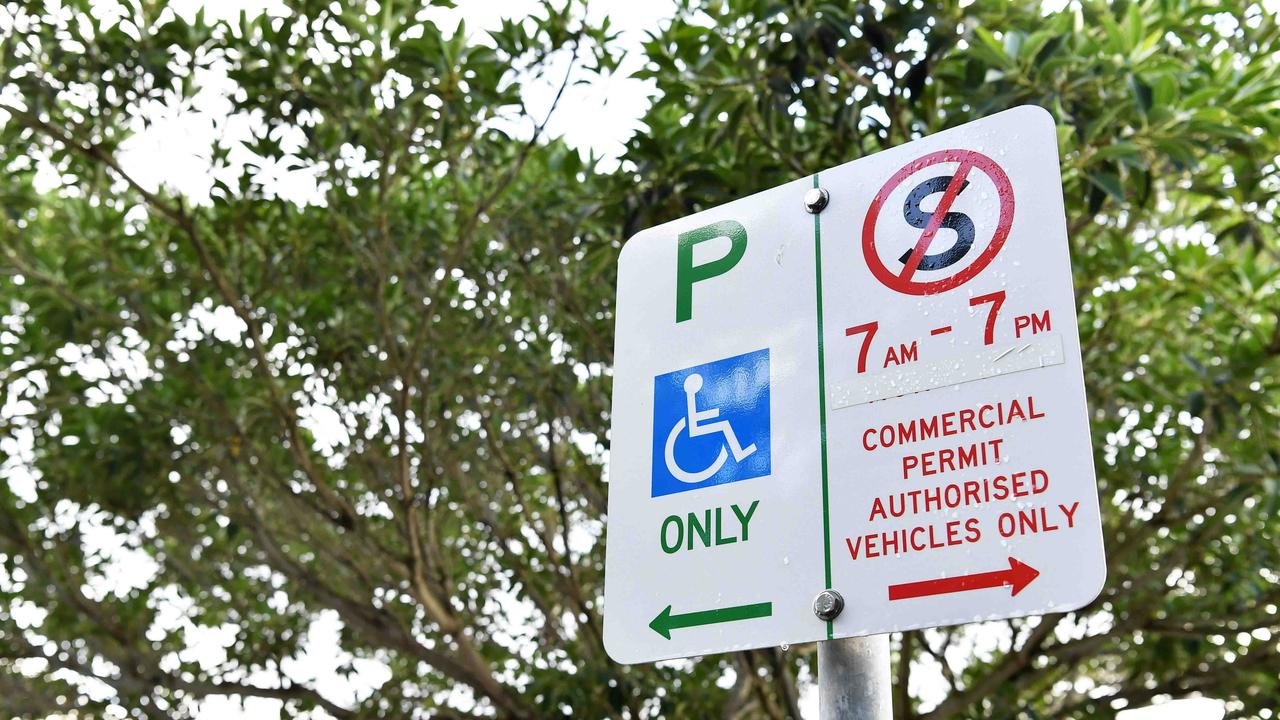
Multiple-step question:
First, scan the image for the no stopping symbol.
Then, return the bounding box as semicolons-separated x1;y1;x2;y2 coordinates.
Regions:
862;149;1015;295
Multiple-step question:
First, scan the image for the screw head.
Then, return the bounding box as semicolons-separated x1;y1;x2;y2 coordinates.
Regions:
803;187;829;214
812;589;844;621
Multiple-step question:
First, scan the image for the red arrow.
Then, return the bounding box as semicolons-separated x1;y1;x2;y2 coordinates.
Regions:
888;557;1040;601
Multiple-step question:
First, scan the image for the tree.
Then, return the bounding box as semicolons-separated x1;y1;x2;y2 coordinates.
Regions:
1;0;1277;718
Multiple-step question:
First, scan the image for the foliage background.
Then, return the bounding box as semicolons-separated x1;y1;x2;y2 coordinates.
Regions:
2;0;1278;718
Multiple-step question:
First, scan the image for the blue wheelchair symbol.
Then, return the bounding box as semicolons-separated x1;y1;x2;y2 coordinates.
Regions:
651;349;771;497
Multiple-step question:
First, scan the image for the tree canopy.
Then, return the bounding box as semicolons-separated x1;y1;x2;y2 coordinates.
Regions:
1;0;1278;718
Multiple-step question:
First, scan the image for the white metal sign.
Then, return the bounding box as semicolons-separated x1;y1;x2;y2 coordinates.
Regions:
604;106;1106;664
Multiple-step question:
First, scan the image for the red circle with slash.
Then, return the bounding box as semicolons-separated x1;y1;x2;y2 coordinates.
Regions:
862;149;1014;295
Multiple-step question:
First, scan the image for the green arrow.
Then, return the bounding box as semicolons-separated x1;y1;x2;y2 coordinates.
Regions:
649;602;773;640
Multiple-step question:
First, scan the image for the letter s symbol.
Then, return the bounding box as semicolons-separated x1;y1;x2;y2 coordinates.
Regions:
900;176;975;271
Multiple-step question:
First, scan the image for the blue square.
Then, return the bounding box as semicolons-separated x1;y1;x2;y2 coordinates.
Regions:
651;349;771;497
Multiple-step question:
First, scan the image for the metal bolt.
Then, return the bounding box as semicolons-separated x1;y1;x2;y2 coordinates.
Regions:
803;187;829;214
813;589;844;621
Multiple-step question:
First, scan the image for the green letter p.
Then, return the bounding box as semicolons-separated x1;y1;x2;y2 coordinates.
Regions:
676;220;748;323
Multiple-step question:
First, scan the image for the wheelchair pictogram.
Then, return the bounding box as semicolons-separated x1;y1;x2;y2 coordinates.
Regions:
664;373;758;483
651;349;771;497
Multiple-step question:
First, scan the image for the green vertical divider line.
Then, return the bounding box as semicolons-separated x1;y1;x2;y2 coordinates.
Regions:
811;174;834;640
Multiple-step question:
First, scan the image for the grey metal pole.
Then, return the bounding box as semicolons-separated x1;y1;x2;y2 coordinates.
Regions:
817;634;892;720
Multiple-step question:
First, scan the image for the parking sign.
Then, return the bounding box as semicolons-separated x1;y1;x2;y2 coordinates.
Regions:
604;106;1106;664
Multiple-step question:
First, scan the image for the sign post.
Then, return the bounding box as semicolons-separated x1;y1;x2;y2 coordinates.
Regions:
604;106;1106;714
818;635;891;720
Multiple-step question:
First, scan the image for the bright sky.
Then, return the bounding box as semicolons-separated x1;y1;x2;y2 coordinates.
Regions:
6;0;1231;717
